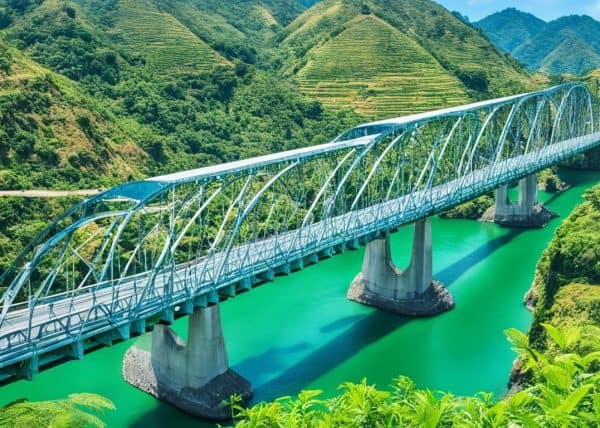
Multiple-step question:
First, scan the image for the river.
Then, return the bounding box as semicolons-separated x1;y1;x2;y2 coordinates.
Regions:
1;169;598;427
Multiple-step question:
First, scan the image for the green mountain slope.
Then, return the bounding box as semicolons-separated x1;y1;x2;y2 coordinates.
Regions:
0;42;146;189
513;15;600;75
478;11;600;75
539;34;600;76
146;0;306;62
475;8;546;53
294;14;469;117
0;0;359;267
112;0;227;73
70;0;307;68
281;0;531;118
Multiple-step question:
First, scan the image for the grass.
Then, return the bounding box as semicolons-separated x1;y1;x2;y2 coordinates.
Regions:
114;0;225;73
287;2;343;39
294;15;469;118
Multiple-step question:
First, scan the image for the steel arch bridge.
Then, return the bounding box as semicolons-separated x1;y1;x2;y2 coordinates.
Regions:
1;83;599;379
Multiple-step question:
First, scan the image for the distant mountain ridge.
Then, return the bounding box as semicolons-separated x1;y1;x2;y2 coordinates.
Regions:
475;8;545;53
476;9;600;75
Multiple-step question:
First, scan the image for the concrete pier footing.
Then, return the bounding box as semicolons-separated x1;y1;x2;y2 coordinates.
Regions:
347;218;454;316
493;174;557;227
122;305;252;420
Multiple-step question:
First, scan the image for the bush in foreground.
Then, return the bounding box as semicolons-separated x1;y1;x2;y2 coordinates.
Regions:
0;393;115;427
229;323;600;427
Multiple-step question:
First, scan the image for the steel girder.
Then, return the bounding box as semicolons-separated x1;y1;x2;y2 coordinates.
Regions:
0;83;599;372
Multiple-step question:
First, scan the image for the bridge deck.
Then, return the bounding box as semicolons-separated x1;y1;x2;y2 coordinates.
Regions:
1;132;599;371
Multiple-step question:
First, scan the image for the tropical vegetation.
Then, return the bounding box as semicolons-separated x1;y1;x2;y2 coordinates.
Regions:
228;323;600;427
0;393;115;427
527;183;600;351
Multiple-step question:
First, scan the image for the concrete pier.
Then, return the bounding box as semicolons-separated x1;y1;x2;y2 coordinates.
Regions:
347;218;454;316
494;174;557;227
122;305;252;420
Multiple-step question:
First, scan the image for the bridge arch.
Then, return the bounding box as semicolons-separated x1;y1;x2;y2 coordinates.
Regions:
0;83;599;377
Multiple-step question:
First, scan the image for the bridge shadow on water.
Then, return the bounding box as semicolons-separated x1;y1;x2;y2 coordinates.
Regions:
237;310;412;402
436;188;567;287
435;228;524;286
130;194;569;426
128;311;411;427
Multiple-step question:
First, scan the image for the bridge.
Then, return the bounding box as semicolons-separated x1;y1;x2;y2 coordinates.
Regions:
0;83;599;418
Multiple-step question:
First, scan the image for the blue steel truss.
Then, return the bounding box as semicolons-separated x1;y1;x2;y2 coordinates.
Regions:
0;83;599;379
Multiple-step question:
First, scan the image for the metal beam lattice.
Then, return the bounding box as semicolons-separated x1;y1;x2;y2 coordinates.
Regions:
0;83;599;373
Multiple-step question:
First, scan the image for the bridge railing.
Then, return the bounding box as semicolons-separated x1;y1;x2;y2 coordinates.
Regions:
0;83;599;369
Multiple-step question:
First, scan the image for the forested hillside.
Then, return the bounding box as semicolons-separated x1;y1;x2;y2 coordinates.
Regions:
279;0;531;117
477;10;600;76
476;8;546;53
2;0;595;275
527;184;600;351
0;0;361;272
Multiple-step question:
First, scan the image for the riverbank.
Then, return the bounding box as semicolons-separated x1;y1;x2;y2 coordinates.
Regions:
524;181;600;352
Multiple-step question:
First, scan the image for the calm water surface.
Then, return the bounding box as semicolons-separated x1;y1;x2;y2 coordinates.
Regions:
1;169;599;427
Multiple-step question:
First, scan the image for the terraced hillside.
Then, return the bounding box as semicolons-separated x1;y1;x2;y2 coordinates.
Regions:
281;0;531;118
113;0;226;73
85;0;309;66
295;15;469;117
372;1;531;94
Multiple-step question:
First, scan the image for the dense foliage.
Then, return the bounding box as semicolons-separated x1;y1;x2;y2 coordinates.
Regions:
229;323;600;427
528;183;600;350
439;194;493;220
0;0;363;274
0;393;115;427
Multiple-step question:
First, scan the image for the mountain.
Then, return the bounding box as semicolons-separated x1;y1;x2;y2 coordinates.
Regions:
538;34;600;77
0;0;363;268
74;0;307;66
475;8;546;53
279;0;531;118
477;10;600;75
513;16;600;75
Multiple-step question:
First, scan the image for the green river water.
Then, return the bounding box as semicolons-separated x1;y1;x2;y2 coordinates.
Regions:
1;169;599;427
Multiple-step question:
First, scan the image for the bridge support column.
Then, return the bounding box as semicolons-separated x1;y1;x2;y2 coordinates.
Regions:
494;174;557;227
347;218;454;316
122;305;252;420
